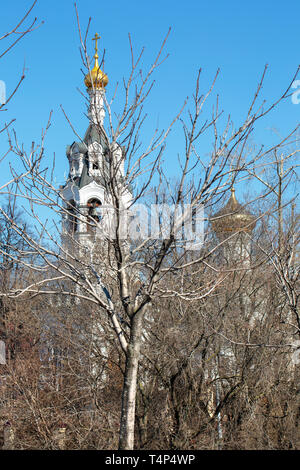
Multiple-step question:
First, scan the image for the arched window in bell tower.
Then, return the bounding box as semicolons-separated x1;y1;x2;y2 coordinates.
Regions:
86;198;102;233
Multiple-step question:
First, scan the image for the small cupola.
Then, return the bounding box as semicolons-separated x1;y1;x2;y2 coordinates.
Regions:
84;33;108;89
211;188;256;235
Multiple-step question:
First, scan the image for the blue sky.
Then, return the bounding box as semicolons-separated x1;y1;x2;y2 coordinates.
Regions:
0;0;299;200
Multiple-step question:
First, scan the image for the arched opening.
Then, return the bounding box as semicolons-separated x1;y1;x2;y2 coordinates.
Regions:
86;198;102;233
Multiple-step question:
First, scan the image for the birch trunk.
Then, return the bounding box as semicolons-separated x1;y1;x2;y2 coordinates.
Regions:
118;312;143;450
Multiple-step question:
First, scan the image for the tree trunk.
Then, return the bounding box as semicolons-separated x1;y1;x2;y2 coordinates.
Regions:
118;313;143;450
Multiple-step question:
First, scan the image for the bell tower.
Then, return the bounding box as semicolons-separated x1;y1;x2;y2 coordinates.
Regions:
60;34;131;250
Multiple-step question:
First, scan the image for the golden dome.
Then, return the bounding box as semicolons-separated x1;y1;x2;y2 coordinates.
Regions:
211;188;256;234
84;33;108;89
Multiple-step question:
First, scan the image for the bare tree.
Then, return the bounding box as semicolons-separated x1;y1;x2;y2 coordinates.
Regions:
0;6;299;449
249;149;300;340
0;0;41;157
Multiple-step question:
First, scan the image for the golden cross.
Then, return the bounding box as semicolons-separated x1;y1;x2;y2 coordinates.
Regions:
92;33;101;56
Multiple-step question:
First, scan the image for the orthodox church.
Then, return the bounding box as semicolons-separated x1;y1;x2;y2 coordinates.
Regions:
211;186;257;267
60;33;258;263
60;34;131;249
